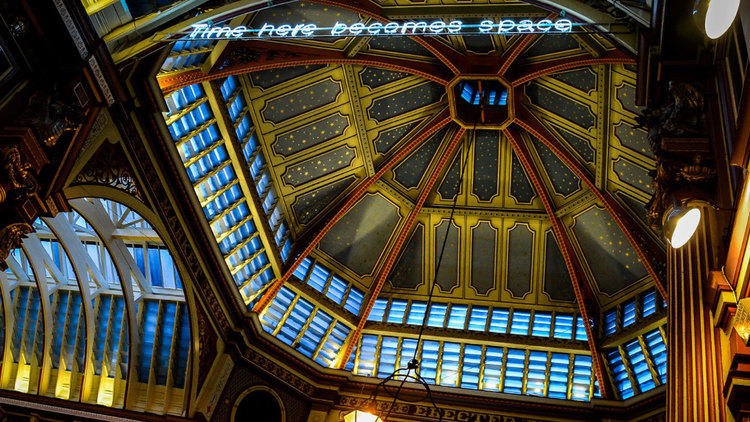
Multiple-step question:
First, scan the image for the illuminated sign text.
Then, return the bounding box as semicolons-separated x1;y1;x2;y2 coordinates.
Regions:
187;18;575;40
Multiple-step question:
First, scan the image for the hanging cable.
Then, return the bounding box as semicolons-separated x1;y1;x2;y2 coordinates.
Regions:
380;126;475;422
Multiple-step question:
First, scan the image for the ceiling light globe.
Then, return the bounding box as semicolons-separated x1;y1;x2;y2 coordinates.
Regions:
696;0;741;39
667;207;702;248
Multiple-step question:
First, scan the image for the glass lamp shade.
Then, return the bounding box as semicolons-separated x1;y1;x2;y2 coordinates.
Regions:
694;0;741;39
663;206;702;248
343;410;383;422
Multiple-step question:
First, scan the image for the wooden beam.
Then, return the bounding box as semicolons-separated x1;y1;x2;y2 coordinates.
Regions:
336;126;465;369
503;126;613;400
514;103;667;300
252;109;453;314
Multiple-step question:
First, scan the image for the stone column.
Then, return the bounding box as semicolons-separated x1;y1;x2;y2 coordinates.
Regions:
668;206;726;421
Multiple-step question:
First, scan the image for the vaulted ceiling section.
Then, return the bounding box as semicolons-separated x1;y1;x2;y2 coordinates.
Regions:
157;0;667;404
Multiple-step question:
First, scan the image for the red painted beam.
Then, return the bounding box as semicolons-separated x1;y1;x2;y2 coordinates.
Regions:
159;41;451;93
504;126;613;400
252;109;453;314
497;13;557;76
514;103;668;300
509;50;635;86
309;0;464;74
337;125;465;369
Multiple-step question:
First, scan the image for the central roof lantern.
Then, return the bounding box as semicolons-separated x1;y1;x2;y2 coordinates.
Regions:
447;75;514;129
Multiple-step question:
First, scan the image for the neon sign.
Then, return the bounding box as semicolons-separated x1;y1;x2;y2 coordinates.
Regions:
187;18;575;40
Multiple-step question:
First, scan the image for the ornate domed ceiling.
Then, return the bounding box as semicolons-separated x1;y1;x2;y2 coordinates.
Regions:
156;0;668;403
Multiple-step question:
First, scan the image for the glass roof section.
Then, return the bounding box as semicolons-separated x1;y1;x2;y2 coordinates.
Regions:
0;198;191;415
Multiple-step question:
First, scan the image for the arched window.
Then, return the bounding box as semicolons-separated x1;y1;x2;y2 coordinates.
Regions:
0;197;192;415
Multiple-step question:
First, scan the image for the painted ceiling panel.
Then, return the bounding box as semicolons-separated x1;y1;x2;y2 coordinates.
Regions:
614;121;652;158
366;81;445;122
372;119;422;155
522;34;582;58
506;223;534;299
472;130;500;201
471;221;497;296
319;192;401;276
509;152;536;204
389;224;425;290
434;219;460;293
528;135;582;198
615;82;641;115
250;1;361;45
613;157;654;195
291;176;356;225
261;78;342;123
273;113;350;157
359;67;412;90
282;145;357;187
553;125;596;166
543;230;576;302
438;149;462;200
249;64;327;89
366;36;433;57
572;206;648;296
393;126;447;189
526;83;597;130
550;68;598;94
616;192;650;225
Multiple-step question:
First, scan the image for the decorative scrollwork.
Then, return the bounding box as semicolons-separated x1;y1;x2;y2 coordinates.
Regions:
0;223;32;269
1;146;39;200
636;82;716;230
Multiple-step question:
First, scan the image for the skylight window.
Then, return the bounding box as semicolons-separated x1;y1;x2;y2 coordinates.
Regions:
488;308;509;333
387;300;408;323
447;305;468;329
571;355;593;400
644;330;667;383
607;349;634;399
553;314;573;340
307;265;329;292
398;338;418;370
407;301;427;325
325;276;348;303
526;351;548;396
624;340;655;393
420;341;440;384
622;299;637;328
504;349;526;394
356;335;378;376
378;336;398;377
461;345;482;389
548;353;570;399
368;299;388;322
510;311;531;335
344;288;363;315
483;347;503;391
297;310;333;357
531;312;552;337
427;304;448;327
440;342;461;386
468;307;488;331
604;310;618;336
642;290;657;318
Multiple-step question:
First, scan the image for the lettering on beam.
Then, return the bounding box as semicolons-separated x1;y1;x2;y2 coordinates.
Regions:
184;19;577;40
